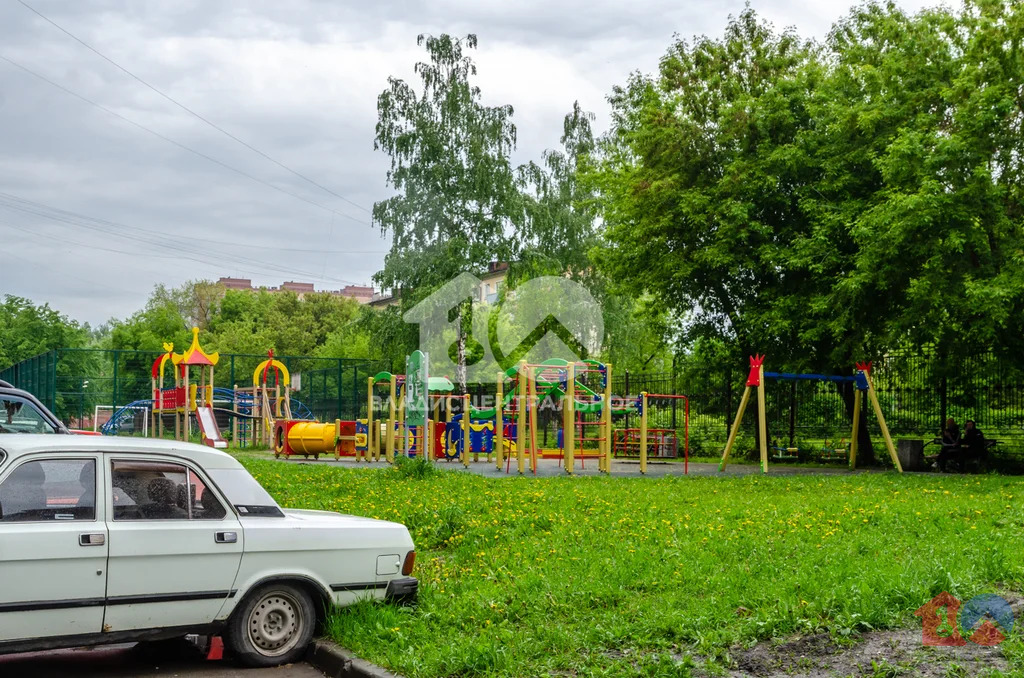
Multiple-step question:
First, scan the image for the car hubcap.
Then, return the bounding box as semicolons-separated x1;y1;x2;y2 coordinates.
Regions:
248;592;303;657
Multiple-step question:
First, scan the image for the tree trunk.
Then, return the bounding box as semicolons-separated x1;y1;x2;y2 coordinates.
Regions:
455;300;469;395
838;378;875;465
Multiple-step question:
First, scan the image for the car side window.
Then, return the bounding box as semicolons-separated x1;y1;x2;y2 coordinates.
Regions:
0;458;96;522
111;461;227;521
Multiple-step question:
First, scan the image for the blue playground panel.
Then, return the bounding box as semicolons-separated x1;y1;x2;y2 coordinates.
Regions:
444;415;495;459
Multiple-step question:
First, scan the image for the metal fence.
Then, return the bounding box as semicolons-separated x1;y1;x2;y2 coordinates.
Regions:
0;348;386;430
610;352;1024;459
6;347;1024;460
424;352;1024;461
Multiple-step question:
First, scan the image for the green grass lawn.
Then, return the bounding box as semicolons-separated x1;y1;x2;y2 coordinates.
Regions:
239;456;1024;677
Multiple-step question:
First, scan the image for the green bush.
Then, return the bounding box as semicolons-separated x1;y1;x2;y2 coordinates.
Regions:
391;454;442;479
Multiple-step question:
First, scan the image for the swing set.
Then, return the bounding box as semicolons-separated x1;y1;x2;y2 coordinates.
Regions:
719;355;902;474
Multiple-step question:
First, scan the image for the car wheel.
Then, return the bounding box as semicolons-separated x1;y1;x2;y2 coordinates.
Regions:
226;583;315;667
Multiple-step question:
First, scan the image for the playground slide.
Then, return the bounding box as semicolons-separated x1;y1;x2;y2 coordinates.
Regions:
100;399;154;435
195;406;228;449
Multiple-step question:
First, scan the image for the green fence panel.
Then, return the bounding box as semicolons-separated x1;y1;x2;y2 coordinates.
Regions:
4;348;1024;458
2;348;385;432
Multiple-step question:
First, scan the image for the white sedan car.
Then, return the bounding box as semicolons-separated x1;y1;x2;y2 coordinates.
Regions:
0;435;417;667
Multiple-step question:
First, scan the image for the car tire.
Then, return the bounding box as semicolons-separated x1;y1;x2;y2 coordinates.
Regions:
225;582;316;668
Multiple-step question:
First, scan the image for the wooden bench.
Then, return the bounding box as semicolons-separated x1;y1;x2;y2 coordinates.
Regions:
924;437;999;472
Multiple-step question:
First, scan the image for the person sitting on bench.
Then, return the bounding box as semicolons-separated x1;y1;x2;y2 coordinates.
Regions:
962;419;986;463
938;417;960;472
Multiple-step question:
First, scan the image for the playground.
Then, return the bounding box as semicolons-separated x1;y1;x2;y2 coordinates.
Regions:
6;334;1019;474
9;333;711;475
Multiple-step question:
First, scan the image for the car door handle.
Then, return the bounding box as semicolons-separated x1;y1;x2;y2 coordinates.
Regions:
79;533;105;546
214;531;237;544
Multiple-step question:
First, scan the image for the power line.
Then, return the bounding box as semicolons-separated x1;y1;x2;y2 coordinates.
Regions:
0;218;258;298
0;192;370;286
0;218;195;264
0;187;382;256
1;213;366;288
0;53;371;227
0;200;362;286
2;219;372;299
18;0;372;215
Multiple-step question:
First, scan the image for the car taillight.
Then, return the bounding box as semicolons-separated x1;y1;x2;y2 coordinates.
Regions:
402;550;415;576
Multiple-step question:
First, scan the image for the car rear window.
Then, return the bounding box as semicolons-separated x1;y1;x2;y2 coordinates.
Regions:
0;395;60;434
207;469;284;517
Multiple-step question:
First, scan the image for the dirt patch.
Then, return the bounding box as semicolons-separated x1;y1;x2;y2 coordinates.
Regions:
716;591;1024;677
723;628;1007;677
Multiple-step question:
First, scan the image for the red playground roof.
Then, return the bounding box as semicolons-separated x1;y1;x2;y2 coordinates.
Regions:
179;327;219;367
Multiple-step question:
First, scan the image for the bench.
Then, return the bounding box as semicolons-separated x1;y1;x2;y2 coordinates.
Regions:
924;437;999;472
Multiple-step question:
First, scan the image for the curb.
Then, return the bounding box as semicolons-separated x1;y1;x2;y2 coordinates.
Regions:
306;639;403;678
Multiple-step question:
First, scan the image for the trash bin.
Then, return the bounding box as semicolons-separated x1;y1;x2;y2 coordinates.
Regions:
898;439;925;471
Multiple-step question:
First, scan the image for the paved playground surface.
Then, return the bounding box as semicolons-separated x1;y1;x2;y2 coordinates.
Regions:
276;454;888;478
441;457;879;478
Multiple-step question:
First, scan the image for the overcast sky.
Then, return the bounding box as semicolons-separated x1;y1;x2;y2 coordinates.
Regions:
0;0;940;326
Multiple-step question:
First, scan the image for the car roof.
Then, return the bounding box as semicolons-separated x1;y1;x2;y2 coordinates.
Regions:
0;435;244;470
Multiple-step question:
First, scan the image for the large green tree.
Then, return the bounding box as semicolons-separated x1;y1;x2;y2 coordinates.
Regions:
0;295;90;369
516;101;600;281
0;296;98;419
598;1;1024;364
594;9;815;364
372;34;522;390
593;1;1024;460
109;283;367;358
816;0;1024;358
